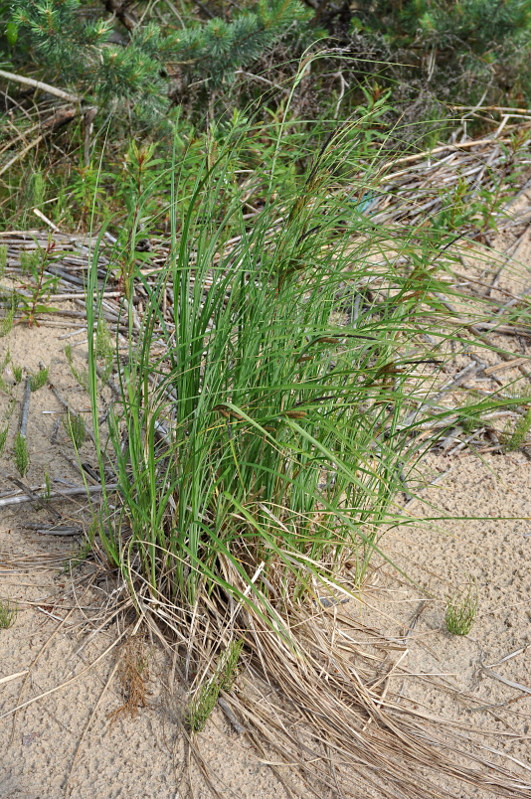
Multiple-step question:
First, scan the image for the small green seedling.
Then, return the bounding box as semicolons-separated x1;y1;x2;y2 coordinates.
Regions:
0;297;15;337
217;638;244;692
185;639;244;732
29;364;49;392
12;365;22;384
0;347;10;375
0;599;17;629
503;407;531;452
65;344;89;391
14;431;29;476
44;469;51;500
30;366;50;391
8;240;59;327
0;348;11;389
64;412;86;449
445;581;478;636
0;425;7;455
185;676;220;733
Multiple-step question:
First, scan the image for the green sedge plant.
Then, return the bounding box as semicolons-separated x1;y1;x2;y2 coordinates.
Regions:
85;86;530;728
90;114;421;603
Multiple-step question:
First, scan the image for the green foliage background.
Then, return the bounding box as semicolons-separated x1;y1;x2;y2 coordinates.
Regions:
2;0;530;126
0;0;529;233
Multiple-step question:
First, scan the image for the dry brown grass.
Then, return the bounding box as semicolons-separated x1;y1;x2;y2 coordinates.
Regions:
127;549;529;799
108;636;151;724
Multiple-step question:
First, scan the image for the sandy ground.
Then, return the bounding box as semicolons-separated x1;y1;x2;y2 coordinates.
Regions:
1;208;530;798
357;450;530;792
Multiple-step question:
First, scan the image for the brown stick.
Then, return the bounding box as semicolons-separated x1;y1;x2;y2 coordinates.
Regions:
0;483;118;509
0;68;80;103
19;376;31;438
5;475;61;520
0;107;78;178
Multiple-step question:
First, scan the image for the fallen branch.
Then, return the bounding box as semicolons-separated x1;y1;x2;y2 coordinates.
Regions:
0;482;118;509
0;68;80;103
19;376;31;439
6;475;61;520
0;107;79;178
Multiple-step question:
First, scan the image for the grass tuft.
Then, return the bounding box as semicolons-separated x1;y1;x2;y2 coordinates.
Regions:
0;599;17;629
80;92;531;793
445;580;479;636
29;364;49;392
87;105;528;673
